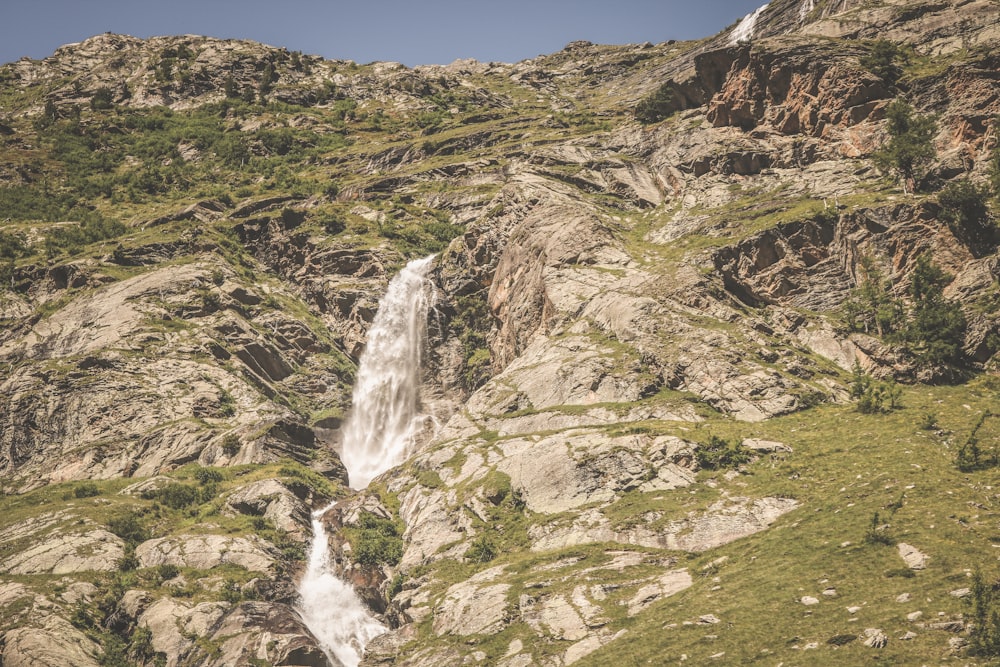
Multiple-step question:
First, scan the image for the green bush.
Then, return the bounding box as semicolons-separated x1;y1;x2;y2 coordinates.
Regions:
842;254;903;336
464;535;498;563
969;571;1000;657
149;482;201;509
863;511;895;546
956;411;996;472
873;98;937;193
918;411;938;430
849;363;902;413
221;433;241;456
90;87;114;110
901;255;966;366
860;40;904;87
453;294;492;391
938;179;996;248
107;511;150;545
695;435;754;470
352;513;404;567
194;467;225;485
634;82;679;124
387;573;405;600
74;482;101;498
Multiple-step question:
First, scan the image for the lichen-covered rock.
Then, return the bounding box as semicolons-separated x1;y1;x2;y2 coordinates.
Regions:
1;615;102;667
0;529;124;574
225;478;311;539
135;534;277;572
432;567;511;637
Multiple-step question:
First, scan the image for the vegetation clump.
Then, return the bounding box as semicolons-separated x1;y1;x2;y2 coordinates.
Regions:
874;98;937;193
74;482;101;498
969;570;1000;657
863;511;895;546
464;535;498;563
695;435;754;470
350;512;404;567
843;255;902;336
849;363;902;414
634;82;679;124
938;179;996;250
844;254;967;370
902;255;967;366
451;293;493;391
956;411;997;472
859;39;905;88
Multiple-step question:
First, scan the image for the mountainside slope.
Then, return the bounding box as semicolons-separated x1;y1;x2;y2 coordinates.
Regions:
1;0;1000;665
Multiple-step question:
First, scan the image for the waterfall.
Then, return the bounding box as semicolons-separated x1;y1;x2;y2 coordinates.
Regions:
339;254;437;489
799;0;816;22
729;2;770;44
298;255;436;666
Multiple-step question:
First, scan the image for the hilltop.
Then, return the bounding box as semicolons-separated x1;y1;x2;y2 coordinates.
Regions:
1;0;1000;665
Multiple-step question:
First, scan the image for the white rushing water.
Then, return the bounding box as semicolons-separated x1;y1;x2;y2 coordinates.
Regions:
339;255;437;489
729;2;770;44
799;0;816;22
298;255;436;666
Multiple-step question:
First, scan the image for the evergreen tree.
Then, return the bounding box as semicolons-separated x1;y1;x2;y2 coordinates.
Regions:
874;99;937;193
843;254;903;336
938;179;996;249
860;39;904;88
903;255;967;365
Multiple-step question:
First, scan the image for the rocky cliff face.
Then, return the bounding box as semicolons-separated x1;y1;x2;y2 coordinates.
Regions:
1;1;1000;665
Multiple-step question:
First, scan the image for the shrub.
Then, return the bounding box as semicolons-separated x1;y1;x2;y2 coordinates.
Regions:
155;482;200;509
901;255;967;366
74;482;101;498
453;294;492;391
873;98;937;193
860;40;904;87
969;571;1000;657
155;563;180;582
107;512;150;545
387;573;404;600
634;82;680;124
321;215;345;235
938;179;996;249
464;535;498;563
864;511;895;546
696;435;754;470
221;433;241;456
217;389;236;417
0;230;27;259
279;207;305;228
842;254;903;336
90;87;114;110
352;513;404;567
919;411;938;430
956;411;996;472
849;363;902;413
194;467;225;485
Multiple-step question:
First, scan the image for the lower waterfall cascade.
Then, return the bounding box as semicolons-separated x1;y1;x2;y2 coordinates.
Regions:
297;255;437;666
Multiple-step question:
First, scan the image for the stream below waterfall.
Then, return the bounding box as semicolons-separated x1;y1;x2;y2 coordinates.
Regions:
298;255;436;666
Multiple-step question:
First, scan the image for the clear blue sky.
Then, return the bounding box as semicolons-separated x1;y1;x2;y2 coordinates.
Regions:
1;1;765;67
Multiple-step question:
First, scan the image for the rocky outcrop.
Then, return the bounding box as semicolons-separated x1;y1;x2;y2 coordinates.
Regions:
2;614;102;667
706;42;889;136
135;534;278;572
0;528;124;574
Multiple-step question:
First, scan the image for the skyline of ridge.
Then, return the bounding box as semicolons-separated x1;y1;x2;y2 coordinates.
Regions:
2;0;767;68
